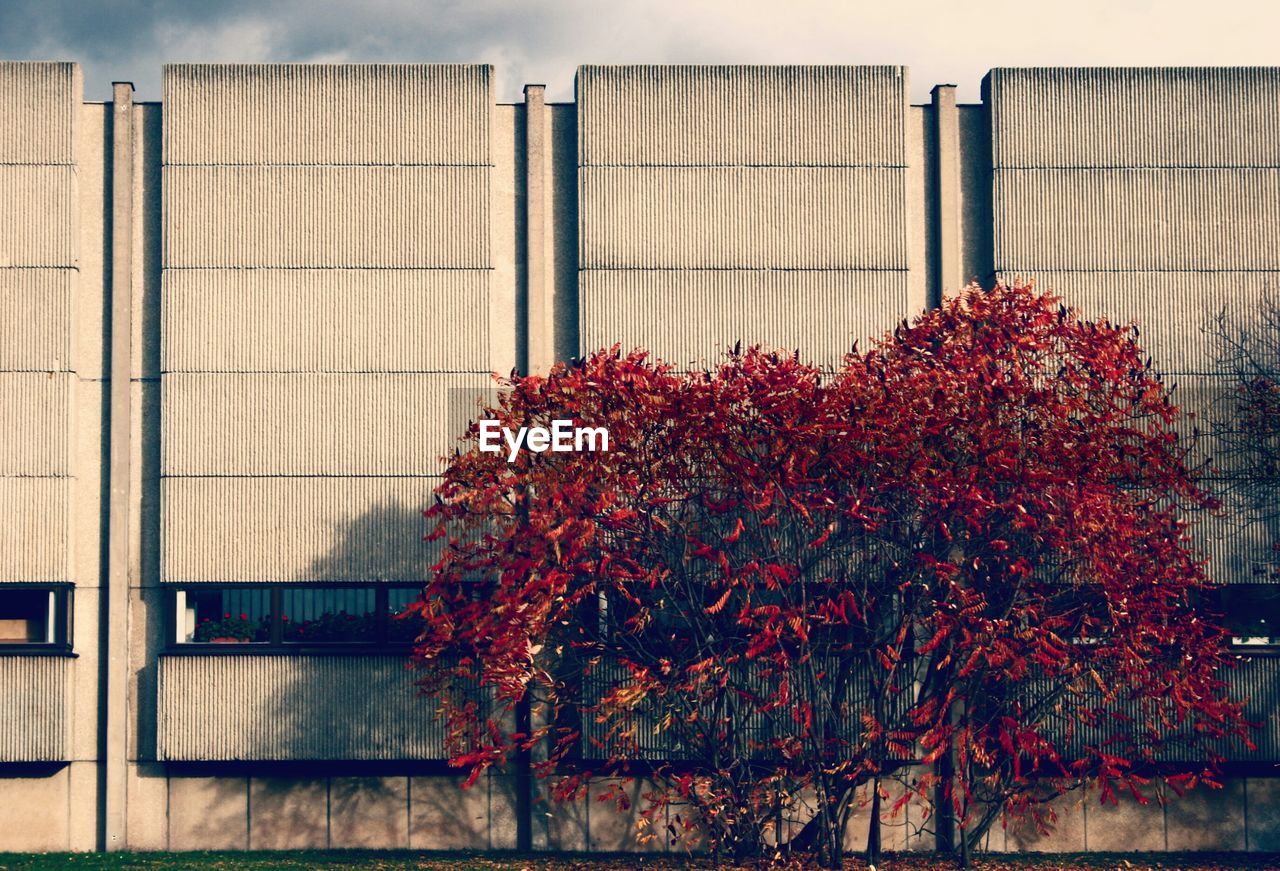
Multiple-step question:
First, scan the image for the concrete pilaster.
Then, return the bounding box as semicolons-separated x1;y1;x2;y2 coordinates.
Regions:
103;79;135;850
930;84;962;302
524;84;553;375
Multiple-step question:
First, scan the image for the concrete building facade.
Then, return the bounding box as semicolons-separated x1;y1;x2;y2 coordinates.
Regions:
0;60;1277;853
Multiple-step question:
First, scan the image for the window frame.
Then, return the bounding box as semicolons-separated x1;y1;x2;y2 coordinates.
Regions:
165;582;425;655
0;583;74;655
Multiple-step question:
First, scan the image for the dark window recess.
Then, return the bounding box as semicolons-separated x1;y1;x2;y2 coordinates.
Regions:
1217;585;1280;646
173;585;426;649
0;586;71;649
387;587;425;644
281;587;375;643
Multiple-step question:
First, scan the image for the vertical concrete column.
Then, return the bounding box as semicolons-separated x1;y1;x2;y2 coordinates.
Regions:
524;84;553;375
514;66;540;818
930;84;962;302
104;80;135;850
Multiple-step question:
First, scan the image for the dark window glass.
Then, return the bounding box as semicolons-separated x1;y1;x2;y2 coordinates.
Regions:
282;588;376;643
1220;585;1280;645
173;585;424;648
0;587;70;648
0;588;53;643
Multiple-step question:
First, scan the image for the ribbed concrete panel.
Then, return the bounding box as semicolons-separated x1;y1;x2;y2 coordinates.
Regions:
162;477;438;582
581;269;908;369
0;269;71;371
0;62;79;165
162;373;492;475
0;656;67;761
1008;271;1277;375
0;166;77;267
1191;507;1280;586
581;167;906;268
993;169;1280;271
1153;372;1234;463
577;65;907;167
157;655;445;760
161;269;489;373
1078;372;1231;472
163;166;490;268
1229;657;1280;760
989;68;1280;169
163;64;492;166
0;479;67;582
0;373;69;475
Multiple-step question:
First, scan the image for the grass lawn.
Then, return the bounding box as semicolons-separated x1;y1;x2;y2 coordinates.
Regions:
0;852;1277;870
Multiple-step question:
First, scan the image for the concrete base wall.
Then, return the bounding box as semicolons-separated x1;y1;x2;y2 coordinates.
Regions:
158;772;521;851
0;761;98;851
3;770;1278;854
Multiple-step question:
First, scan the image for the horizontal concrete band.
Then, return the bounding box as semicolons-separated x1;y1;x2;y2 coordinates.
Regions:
1194;508;1280;588
0;655;68;761
151;654;1278;764
579;269;909;369
993;168;1280;271
0;372;69;475
580;166;908;268
163;166;492;268
989;67;1280;168
577;64;908;167
161;372;496;475
157;655;447;760
0;478;68;581
0;269;73;371
161;268;491;373
1002;270;1279;377
161;477;441;582
163;63;494;166
0;62;80;164
0;166;78;266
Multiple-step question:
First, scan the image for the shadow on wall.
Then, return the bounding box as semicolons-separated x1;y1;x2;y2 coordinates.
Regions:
304;499;440;584
158;499;494;849
240;500;441;757
289;500;517;849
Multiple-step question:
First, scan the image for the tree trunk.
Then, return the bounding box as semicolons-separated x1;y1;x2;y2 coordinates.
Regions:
514;692;533;851
866;779;882;866
786;783;852;857
818;786;842;869
935;751;955;856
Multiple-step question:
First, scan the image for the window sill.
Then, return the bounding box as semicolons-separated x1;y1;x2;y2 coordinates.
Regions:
162;644;417;657
0;645;77;657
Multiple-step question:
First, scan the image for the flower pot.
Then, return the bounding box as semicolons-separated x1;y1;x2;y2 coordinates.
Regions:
209;636;249;644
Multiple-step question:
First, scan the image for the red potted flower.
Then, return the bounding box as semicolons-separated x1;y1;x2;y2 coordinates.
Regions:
193;612;262;643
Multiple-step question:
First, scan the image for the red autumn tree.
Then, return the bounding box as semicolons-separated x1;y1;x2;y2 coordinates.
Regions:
408;283;1252;868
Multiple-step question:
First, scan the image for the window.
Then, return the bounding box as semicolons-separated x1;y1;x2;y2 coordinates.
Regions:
171;585;425;649
1217;585;1280;647
0;585;71;650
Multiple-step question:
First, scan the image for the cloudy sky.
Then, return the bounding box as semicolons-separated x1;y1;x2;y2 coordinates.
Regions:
1;0;1277;103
